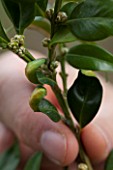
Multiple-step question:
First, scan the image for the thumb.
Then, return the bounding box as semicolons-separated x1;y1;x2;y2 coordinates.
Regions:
0;53;78;166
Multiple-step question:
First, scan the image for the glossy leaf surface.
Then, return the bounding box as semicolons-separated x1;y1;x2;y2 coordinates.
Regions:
24;152;42;170
50;26;76;46
67;71;102;128
67;0;113;41
105;150;113;170
32;17;50;34
61;1;84;18
1;0;35;34
0;143;20;170
66;44;113;71
38;99;61;122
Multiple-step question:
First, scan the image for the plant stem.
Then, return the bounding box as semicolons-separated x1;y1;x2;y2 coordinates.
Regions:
76;128;94;170
51;0;62;38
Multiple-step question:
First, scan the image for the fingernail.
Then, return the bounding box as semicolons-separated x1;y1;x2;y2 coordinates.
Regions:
40;131;66;165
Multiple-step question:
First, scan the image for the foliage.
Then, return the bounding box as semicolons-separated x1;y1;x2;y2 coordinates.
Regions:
0;0;113;169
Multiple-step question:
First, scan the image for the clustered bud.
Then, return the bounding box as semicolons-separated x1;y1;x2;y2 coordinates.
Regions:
8;35;25;58
78;163;88;170
55;12;68;23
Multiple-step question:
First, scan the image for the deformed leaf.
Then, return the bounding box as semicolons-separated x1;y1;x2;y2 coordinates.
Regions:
1;0;36;34
66;44;113;71
50;26;76;46
32;16;50;34
67;71;102;128
38;99;61;122
24;152;42;170
36;71;56;87
105;150;113;170
0;143;20;170
66;0;113;41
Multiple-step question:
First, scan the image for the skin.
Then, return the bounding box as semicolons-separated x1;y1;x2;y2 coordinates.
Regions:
0;51;113;170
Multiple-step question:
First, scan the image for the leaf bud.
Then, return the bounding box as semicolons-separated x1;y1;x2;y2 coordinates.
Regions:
29;86;47;111
50;61;59;70
46;8;54;20
25;58;47;84
55;12;68;23
61;47;69;55
78;163;88;170
42;37;50;47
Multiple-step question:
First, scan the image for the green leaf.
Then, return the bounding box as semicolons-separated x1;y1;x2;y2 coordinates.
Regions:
66;0;113;41
66;44;113;71
0;21;9;41
38;99;61;122
0;37;8;48
36;71;56;87
0;143;20;170
105;150;113;170
61;1;84;18
1;0;36;34
24;152;42;170
50;26;76;46
36;0;48;12
32;16;50;34
67;71;102;128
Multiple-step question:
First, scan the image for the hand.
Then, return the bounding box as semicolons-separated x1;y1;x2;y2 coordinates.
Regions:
0;51;113;170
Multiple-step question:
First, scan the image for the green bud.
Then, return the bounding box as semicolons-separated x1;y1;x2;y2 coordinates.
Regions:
29;86;47;111
25;58;47;84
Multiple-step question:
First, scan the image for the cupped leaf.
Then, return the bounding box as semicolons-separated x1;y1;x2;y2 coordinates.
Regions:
25;58;47;84
1;0;36;34
66;0;113;41
36;71;56;87
66;44;113;71
0;143;20;170
105;150;113;170
50;26;76;46
24;152;42;170
67;70;102;128
32;16;50;34
38;99;61;122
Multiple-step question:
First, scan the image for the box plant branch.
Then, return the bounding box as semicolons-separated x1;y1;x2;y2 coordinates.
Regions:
0;0;113;169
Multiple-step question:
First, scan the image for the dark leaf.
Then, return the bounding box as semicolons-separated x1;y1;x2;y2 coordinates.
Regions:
38;99;61;122
67;70;102;128
36;0;48;12
24;152;42;170
0;143;20;170
1;0;36;34
67;0;113;41
50;26;76;46
36;71;56;86
61;1;84;18
66;44;113;71
105;150;113;170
